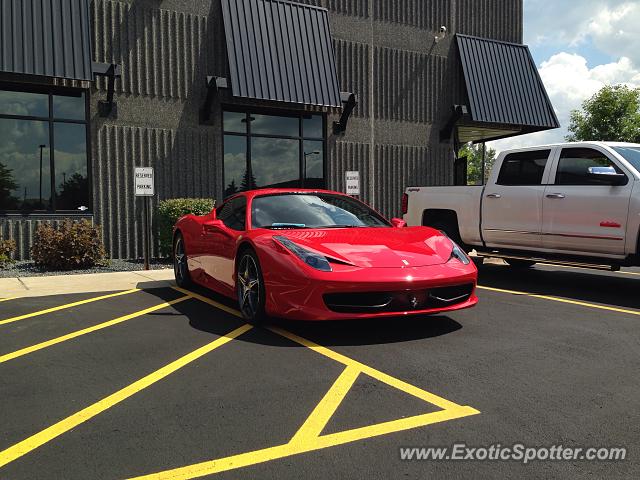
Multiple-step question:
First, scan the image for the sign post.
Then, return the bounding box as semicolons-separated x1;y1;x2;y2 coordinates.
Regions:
345;171;360;196
134;167;154;271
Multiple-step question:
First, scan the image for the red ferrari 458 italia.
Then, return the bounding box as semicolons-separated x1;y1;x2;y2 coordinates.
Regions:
173;189;477;322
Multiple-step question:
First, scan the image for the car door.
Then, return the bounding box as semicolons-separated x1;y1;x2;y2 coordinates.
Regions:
201;196;247;292
481;149;553;249
542;147;632;256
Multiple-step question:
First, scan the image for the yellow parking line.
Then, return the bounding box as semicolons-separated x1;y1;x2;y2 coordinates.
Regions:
0;323;252;469
289;365;360;445
171;287;242;318
0;289;141;326
0;296;192;364
0;297;18;303
477;285;640;316
128;296;477;480
270;326;465;412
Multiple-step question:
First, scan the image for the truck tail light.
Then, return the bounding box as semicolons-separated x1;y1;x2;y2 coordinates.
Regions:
401;193;408;215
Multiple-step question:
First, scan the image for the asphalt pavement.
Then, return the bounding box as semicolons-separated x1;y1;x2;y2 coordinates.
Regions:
0;262;638;479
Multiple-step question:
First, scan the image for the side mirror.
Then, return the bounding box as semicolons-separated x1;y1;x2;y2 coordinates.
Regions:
391;218;407;228
587;166;628;186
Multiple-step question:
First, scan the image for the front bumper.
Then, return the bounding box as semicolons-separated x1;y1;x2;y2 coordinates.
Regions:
263;261;478;321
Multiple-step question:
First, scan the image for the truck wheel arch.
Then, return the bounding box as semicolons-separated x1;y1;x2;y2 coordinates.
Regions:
421;209;465;247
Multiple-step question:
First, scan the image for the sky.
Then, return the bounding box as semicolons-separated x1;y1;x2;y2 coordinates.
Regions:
488;0;640;153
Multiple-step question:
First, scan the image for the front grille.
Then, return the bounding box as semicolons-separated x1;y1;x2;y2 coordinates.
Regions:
323;283;474;313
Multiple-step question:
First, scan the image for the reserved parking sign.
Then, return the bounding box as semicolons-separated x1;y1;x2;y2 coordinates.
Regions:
134;167;154;196
345;171;360;196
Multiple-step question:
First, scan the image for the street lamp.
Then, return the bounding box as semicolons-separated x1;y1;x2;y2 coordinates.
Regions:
38;144;46;208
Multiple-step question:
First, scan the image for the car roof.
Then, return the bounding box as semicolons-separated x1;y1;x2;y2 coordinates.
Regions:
500;141;640;155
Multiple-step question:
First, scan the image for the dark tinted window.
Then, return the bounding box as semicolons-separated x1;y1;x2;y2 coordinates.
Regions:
217;196;246;231
251;194;389;229
556;148;625;185
496;150;551;185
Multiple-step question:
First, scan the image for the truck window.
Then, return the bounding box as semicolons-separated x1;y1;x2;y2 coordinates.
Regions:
496;150;550;185
556;148;625;186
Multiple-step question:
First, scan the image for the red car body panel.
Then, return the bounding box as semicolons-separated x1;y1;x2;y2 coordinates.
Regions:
174;188;478;320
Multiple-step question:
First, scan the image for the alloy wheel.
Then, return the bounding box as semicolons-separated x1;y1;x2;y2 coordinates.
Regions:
237;254;261;319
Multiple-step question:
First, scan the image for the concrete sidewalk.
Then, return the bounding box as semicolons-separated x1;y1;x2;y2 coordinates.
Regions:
0;269;175;299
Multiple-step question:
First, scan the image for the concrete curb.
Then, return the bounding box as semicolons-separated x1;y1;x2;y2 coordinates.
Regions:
0;269;175;299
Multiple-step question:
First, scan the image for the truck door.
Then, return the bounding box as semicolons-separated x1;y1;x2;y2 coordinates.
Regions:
542;147;632;256
481;149;552;249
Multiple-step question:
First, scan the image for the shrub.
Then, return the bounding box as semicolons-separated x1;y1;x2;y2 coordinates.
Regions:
0;237;16;267
31;220;107;270
157;198;215;257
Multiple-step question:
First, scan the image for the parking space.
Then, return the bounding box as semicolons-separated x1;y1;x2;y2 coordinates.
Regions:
1;265;639;479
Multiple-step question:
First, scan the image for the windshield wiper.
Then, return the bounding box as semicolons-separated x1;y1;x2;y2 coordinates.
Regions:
265;223;309;229
316;224;364;228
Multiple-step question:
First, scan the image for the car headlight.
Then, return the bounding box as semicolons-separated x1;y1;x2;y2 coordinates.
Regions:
449;241;470;265
273;236;332;272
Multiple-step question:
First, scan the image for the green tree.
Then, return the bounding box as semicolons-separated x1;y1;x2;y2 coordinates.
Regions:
566;85;640;142
458;143;496;185
0;162;19;208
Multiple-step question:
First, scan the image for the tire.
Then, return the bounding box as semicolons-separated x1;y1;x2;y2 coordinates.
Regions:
505;259;536;269
173;233;193;288
236;249;267;325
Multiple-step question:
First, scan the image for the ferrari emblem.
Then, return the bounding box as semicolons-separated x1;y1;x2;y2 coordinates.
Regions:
410;295;419;309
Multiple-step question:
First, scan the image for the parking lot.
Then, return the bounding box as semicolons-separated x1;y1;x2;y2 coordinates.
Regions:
1;263;639;479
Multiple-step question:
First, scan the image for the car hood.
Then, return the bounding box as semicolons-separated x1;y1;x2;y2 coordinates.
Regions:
277;227;453;268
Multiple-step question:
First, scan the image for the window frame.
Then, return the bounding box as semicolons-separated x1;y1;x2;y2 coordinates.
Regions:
221;106;326;197
0;82;92;215
495;149;552;186
553;147;629;186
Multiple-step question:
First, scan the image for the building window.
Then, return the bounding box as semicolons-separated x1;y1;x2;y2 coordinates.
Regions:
0;86;90;213
223;110;325;198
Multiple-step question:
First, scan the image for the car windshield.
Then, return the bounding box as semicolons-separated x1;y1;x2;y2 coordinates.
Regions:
613;146;640;173
251;193;390;229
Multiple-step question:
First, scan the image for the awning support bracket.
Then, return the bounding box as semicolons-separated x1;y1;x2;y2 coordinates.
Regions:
200;76;229;125
93;62;122;118
439;104;468;143
333;92;358;135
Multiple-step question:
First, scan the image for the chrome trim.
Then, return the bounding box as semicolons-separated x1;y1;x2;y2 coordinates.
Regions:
428;293;470;304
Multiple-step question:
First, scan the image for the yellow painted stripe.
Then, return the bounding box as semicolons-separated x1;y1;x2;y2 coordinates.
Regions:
537;263;640;276
126;408;477;480
269;326;464;411
0;289;141;326
0;297;18;303
0;323;252;469
290;365;360;445
477;285;640;316
0;296;192;364
172;287;242;318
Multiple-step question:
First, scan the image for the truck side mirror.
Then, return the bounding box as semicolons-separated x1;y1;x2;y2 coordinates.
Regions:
587;167;628;186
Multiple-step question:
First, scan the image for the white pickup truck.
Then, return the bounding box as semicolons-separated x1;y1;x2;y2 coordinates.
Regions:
403;142;640;270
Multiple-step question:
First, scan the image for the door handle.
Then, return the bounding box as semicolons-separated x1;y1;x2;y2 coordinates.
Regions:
486;193;501;199
546;193;566;199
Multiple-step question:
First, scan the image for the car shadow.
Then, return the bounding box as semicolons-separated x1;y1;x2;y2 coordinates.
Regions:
477;262;640;310
137;282;463;348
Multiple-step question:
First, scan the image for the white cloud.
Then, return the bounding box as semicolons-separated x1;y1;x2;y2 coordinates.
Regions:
525;1;640;59
489;52;640;153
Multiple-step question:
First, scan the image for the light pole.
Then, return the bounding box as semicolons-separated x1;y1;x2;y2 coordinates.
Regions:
38;144;45;207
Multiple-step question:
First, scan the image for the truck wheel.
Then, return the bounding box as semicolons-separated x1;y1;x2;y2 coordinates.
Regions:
505;259;536;269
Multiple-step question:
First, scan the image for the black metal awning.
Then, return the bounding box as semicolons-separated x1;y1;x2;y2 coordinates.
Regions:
443;34;559;144
0;0;93;82
220;0;341;107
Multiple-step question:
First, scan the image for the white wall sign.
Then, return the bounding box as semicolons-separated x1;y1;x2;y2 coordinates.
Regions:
345;170;360;196
134;167;154;196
